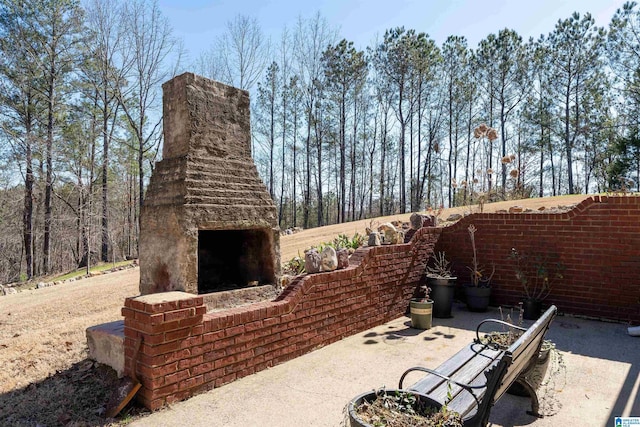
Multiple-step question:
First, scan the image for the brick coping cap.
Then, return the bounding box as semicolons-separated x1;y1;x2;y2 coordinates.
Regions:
134;291;195;304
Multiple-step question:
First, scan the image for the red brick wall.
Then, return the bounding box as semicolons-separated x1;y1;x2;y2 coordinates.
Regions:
122;227;441;410
436;195;640;323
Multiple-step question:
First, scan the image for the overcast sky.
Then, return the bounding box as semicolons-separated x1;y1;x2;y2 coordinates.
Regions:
158;0;627;63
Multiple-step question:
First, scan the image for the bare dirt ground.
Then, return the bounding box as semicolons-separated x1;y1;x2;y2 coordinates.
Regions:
0;269;140;425
0;195;590;425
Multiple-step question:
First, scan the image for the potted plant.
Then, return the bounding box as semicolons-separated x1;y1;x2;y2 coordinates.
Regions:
347;387;462;426
509;248;564;320
464;224;494;312
480;307;555;361
425;252;456;318
409;285;433;329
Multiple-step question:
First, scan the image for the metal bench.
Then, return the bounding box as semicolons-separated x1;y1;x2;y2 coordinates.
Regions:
398;305;557;426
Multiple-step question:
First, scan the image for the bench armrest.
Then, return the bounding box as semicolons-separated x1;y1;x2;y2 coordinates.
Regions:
398;366;485;407
475;319;527;345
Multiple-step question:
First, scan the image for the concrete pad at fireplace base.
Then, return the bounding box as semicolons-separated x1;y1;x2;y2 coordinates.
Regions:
86;293;198;378
134;291;197;305
86;320;125;377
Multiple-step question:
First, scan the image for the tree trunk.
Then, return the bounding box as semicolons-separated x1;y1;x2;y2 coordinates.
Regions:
488;80;494;192
398;82;406;214
340;92;346;223
315;101;324;227
269;88;275;199
43;65;55;274
23;119;34;280
415;80;424;207
369;112;377;217
539;113;545;198
292;102;298;227
380;109;388;217
564;83;574;194
87;96;98;271
101;93;109;262
138;126;145;223
278;88;287;228
303;113;311;229
500;93;507;194
128;168;134;257
409;83;414;212
465;92;473;205
448;78;453;207
350;96;357;221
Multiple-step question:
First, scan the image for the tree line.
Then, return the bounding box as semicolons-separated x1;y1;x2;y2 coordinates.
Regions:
1;0;640;284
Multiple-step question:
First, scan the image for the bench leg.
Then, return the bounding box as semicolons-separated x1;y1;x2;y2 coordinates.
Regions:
514;378;543;418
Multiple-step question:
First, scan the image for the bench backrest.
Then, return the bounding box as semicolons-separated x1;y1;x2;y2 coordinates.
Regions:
493;305;557;403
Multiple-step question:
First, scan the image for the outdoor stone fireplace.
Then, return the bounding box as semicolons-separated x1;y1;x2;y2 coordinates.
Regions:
139;72;280;295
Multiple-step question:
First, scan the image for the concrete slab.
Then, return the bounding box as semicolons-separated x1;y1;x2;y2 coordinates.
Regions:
134;291;194;304
86;320;125;377
129;304;640;427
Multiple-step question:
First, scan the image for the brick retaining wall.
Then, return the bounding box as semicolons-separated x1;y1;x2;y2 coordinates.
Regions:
122;227;441;409
436;195;640;322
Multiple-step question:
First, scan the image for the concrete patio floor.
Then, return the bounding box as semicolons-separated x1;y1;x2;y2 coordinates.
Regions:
130;303;639;426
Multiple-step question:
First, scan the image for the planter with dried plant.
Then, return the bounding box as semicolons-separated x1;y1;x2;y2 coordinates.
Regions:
464;224;494;312
509;248;564;320
347;387;462;427
477;307;563;398
425;252;457;318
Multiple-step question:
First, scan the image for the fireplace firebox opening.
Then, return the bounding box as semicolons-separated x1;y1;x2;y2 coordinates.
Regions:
198;229;276;294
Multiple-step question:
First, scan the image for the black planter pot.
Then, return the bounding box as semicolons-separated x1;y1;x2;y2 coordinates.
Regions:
465;286;491;312
522;299;542;320
428;277;456;318
347;389;442;427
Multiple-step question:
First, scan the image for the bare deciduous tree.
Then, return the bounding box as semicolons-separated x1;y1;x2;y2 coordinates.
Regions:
293;12;337;227
117;0;182;234
84;0;126;262
218;14;270;91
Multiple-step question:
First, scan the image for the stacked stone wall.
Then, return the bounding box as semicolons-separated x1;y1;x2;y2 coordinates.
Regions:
139;73;280;295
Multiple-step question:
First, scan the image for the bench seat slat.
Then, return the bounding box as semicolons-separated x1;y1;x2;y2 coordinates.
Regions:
409;342;503;417
427;354;497;401
446;361;500;419
408;342;502;395
429;361;495;417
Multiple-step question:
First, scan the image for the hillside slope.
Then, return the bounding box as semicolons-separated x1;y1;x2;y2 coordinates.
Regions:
279;194;590;261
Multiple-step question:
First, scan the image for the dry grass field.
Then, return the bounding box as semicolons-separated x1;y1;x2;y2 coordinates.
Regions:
0;195;589;425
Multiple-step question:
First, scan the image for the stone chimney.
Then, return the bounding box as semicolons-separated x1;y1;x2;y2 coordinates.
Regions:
139;72;280;295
